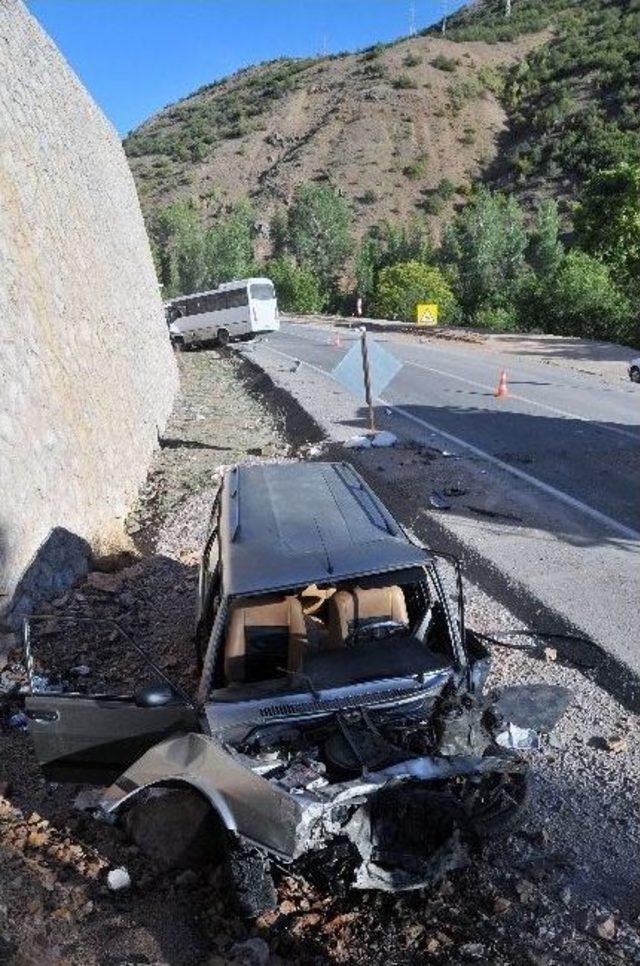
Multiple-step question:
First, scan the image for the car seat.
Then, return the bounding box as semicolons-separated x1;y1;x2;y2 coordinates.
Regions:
326;586;409;650
225;594;307;683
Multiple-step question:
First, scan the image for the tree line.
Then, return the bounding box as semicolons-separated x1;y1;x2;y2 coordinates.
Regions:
149;163;639;346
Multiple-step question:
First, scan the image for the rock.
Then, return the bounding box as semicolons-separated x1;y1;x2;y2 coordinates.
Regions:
425;937;441;953
493;897;511;915
86;571;123;593
175;868;198;888
515;879;536;903
229;937;270;965
70;664;91;677
543;647;557;662
604;735;627;754
404;923;425;944
279;899;296;915
344;434;372;450
594;915;617;941
459;942;486;960
371;430;398;448
0;780;11;799
560;886;572;906
107;866;131;891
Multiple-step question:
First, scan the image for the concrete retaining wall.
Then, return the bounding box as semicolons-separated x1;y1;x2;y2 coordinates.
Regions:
0;1;178;624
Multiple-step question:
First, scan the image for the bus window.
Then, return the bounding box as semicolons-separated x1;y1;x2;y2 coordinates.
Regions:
250;283;275;300
227;288;249;308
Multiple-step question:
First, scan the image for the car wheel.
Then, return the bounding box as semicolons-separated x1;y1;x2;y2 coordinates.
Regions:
464;766;531;839
630;366;640;384
217;328;230;347
124;788;226;869
171;337;185;353
224;839;277;919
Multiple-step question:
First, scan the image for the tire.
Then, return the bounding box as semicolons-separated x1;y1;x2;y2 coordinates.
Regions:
464;766;531;839
171;338;185;353
124;788;226;869
630;367;640;384
224;839;277;919
217;328;230;347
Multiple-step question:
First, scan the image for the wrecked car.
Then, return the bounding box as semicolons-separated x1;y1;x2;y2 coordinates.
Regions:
24;461;569;914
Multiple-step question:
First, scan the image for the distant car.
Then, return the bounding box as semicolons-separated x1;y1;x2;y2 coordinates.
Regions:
24;462;569;916
629;357;640;383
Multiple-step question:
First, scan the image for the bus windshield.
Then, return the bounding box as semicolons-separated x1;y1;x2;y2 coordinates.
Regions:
250;282;275;301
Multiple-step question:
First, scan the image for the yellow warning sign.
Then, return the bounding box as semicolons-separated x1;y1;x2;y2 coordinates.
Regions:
416;302;439;326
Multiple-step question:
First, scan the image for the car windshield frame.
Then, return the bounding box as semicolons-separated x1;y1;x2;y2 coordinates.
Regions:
196;561;466;706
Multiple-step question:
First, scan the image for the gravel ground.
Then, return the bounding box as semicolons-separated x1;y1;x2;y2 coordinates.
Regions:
1;346;638;965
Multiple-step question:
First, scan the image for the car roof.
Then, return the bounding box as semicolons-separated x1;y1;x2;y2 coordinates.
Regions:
218;461;429;597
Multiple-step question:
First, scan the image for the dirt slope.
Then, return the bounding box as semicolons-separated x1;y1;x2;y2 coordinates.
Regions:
125;31;547;240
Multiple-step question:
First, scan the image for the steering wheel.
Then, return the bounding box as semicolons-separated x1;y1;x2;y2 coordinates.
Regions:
346;619;406;646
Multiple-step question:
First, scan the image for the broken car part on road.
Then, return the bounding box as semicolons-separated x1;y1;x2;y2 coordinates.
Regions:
23;462;569;914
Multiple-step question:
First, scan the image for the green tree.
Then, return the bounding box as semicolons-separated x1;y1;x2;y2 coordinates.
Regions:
529;199;563;277
275;184;352;294
266;256;326;313
355;219;434;301
372;261;457;323
150;201;206;297
205;200;256;285
442;188;528;316
574;163;640;290
522;250;634;343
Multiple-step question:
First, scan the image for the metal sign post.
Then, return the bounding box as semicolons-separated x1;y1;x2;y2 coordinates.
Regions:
360;328;376;433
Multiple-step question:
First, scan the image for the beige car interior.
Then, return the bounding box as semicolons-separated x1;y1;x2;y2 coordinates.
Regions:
224;583;409;684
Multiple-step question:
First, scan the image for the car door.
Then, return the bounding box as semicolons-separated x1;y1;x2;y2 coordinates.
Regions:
25;690;198;784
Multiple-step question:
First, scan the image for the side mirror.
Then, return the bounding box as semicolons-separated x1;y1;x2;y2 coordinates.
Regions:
134;683;180;708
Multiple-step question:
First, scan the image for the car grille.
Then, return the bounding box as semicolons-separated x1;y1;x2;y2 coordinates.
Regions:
259;685;427;719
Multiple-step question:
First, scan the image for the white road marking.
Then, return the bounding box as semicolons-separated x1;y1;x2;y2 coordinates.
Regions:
400;358;640;443
280;322;639;442
258;342;640;542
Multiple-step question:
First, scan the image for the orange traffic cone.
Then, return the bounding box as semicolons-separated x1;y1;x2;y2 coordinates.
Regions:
495;370;509;398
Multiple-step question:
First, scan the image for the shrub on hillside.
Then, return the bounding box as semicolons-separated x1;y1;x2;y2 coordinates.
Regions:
372;261;457;323
267;256;326;313
474;303;520;332
403;158;428;180
519;251;634;343
431;54;458;72
393;73;418;90
574;163;640;291
442;188;528;315
272;183;353;295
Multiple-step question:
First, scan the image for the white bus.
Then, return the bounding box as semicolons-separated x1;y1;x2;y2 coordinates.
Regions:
166;277;279;348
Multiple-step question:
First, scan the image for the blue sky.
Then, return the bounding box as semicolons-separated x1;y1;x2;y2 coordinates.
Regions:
27;1;465;135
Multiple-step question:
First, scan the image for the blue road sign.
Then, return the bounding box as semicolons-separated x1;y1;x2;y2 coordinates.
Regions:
331;338;402;400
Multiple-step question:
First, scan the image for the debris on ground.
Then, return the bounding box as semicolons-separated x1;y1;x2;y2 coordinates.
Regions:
107;866;131;891
0;347;638;965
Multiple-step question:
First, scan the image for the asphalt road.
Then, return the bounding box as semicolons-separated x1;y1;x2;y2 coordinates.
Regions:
270;322;640;535
243;320;640;684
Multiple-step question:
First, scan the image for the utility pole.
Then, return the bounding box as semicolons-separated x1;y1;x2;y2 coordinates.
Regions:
441;0;448;35
409;1;416;36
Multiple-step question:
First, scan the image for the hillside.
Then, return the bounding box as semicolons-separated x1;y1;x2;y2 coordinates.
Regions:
124;31;547;240
124;0;639;245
